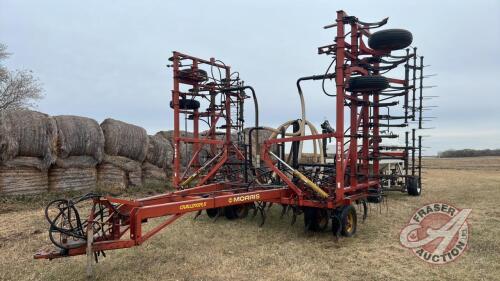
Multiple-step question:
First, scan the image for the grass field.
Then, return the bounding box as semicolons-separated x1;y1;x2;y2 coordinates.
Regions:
1;157;499;281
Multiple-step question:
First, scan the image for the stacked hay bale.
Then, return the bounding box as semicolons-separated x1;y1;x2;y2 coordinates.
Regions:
142;134;172;185
0;110;57;194
155;130;193;167
49;115;104;192
243;127;277;165
98;118;148;189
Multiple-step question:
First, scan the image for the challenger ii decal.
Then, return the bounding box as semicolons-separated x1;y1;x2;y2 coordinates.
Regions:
179;202;207;210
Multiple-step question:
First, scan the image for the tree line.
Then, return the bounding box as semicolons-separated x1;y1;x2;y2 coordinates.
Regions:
438;149;500;158
0;43;43;112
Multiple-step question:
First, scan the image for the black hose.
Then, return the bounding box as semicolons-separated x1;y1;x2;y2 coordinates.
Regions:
44;193;104;249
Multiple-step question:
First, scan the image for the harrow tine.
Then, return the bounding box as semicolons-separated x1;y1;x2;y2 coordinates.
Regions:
213;208;222;222
193;210;202;220
304;221;311;233
258;205;266;227
291;207;298;226
248;202;258;218
280;205;288;219
331;213;341;242
362;200;368;222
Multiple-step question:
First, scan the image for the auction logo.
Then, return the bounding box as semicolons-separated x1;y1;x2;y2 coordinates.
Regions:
399;203;471;264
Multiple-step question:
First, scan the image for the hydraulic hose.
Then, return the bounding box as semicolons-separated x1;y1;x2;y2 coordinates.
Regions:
266;72;337;165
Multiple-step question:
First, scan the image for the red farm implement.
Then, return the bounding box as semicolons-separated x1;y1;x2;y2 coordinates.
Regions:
35;10;427;264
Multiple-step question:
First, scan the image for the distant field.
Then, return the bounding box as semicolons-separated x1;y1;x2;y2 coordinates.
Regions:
423;156;500;171
1;157;499;281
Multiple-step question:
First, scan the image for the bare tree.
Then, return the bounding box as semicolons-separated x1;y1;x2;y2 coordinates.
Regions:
0;43;43;111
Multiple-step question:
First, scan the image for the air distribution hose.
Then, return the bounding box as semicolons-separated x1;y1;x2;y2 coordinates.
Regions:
265;72;337;165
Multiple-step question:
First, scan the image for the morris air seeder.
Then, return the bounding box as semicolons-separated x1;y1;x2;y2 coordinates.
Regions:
35;11;427;263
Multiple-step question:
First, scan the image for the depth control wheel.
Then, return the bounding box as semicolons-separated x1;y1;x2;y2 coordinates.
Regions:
407;176;422;196
340;205;357;237
206;208;221;218
304;207;329;232
224;204;249;220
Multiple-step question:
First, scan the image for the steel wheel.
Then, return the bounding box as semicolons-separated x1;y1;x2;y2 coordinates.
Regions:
340;205;357;237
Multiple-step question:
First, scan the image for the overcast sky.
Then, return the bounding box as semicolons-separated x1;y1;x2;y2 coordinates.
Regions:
1;0;499;155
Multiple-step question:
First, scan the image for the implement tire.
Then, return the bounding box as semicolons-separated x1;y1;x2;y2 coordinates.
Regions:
340;205;357;237
347;76;389;92
169;99;200;110
368;29;413;51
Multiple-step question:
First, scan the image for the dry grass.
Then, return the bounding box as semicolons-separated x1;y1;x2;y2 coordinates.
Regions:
1;157;500;281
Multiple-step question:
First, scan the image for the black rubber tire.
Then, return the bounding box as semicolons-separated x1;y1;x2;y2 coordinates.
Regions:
178;68;208;82
407;176;422;196
206;208;220;218
304;207;329;232
340;205;357;237
347;76;389;92
170;99;200;110
368;29;413;51
224;204;249;220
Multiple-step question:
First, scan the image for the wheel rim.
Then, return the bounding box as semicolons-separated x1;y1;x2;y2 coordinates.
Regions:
317;210;328;230
346;211;354;233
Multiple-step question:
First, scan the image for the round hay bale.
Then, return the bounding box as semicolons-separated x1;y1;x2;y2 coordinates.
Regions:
97;163;127;189
49;167;97;192
243;127;277;157
102;154;142;172
0;110;57;170
55;156;99;169
101;118;149;162
0;164;48;195
53;115;104;162
98;155;142;188
146;135;173;169
142;162;168;186
0;156;46;171
155;130;193;167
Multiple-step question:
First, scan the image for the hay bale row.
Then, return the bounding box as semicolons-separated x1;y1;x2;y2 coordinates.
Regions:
0;111;174;195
